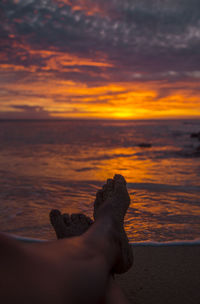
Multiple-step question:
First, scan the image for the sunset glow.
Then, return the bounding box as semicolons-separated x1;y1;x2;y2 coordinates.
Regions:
1;0;200;119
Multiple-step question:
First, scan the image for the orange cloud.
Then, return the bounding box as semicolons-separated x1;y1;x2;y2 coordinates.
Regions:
1;38;200;120
54;0;105;16
2;75;199;119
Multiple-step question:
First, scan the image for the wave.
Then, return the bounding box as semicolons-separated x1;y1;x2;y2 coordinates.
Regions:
128;182;200;192
3;233;200;246
131;240;200;246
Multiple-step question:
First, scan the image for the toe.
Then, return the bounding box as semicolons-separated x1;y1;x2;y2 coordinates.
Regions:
113;174;128;194
79;214;88;225
79;214;92;232
62;213;71;226
102;184;110;200
101;178;114;200
49;209;70;239
50;209;61;217
106;178;114;190
86;216;93;226
114;174;126;185
96;189;103;204
49;209;62;226
71;213;82;224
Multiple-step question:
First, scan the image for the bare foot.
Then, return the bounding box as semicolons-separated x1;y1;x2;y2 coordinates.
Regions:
50;209;93;239
94;174;133;274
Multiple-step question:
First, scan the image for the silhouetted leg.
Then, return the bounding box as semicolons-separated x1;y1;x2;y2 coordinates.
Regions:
0;175;133;304
50;210;131;304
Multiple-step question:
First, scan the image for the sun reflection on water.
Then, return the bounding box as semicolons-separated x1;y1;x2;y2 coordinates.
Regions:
0;120;200;241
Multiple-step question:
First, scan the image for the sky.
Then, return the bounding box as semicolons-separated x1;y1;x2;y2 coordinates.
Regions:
0;0;200;119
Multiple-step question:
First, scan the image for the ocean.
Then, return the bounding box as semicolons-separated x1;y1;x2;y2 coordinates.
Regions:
0;119;199;243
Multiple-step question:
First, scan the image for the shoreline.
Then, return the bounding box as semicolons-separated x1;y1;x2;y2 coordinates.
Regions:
4;233;200;246
3;233;200;303
131;239;200;246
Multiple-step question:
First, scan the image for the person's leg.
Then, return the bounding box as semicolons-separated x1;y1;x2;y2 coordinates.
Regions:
50;210;93;239
0;174;133;304
45;174;133;303
48;174;133;273
50;210;131;304
105;278;131;304
92;174;133;274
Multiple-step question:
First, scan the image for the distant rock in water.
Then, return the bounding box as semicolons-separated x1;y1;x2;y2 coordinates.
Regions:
138;143;152;148
192;146;200;157
190;132;200;140
196;145;200;152
189;132;200;157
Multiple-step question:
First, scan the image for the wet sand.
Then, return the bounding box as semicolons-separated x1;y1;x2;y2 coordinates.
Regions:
116;245;200;304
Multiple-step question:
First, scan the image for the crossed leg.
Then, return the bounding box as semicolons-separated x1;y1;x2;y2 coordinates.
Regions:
50;210;131;304
0;174;133;304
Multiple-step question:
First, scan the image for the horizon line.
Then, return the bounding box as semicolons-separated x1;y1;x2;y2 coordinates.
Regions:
0;117;200;122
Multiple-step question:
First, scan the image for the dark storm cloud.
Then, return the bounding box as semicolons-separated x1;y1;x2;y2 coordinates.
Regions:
0;105;50;119
0;86;129;105
0;0;200;83
0;88;47;100
11;105;44;111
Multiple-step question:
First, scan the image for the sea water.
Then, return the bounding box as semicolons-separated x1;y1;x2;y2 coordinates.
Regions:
0;119;199;242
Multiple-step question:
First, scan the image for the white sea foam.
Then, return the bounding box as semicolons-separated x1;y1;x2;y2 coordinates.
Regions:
131;240;200;246
4;233;200;246
4;233;48;243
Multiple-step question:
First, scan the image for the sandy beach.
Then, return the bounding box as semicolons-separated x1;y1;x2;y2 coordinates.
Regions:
117;244;200;304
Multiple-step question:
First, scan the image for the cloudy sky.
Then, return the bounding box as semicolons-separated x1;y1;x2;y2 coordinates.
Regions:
0;0;200;119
